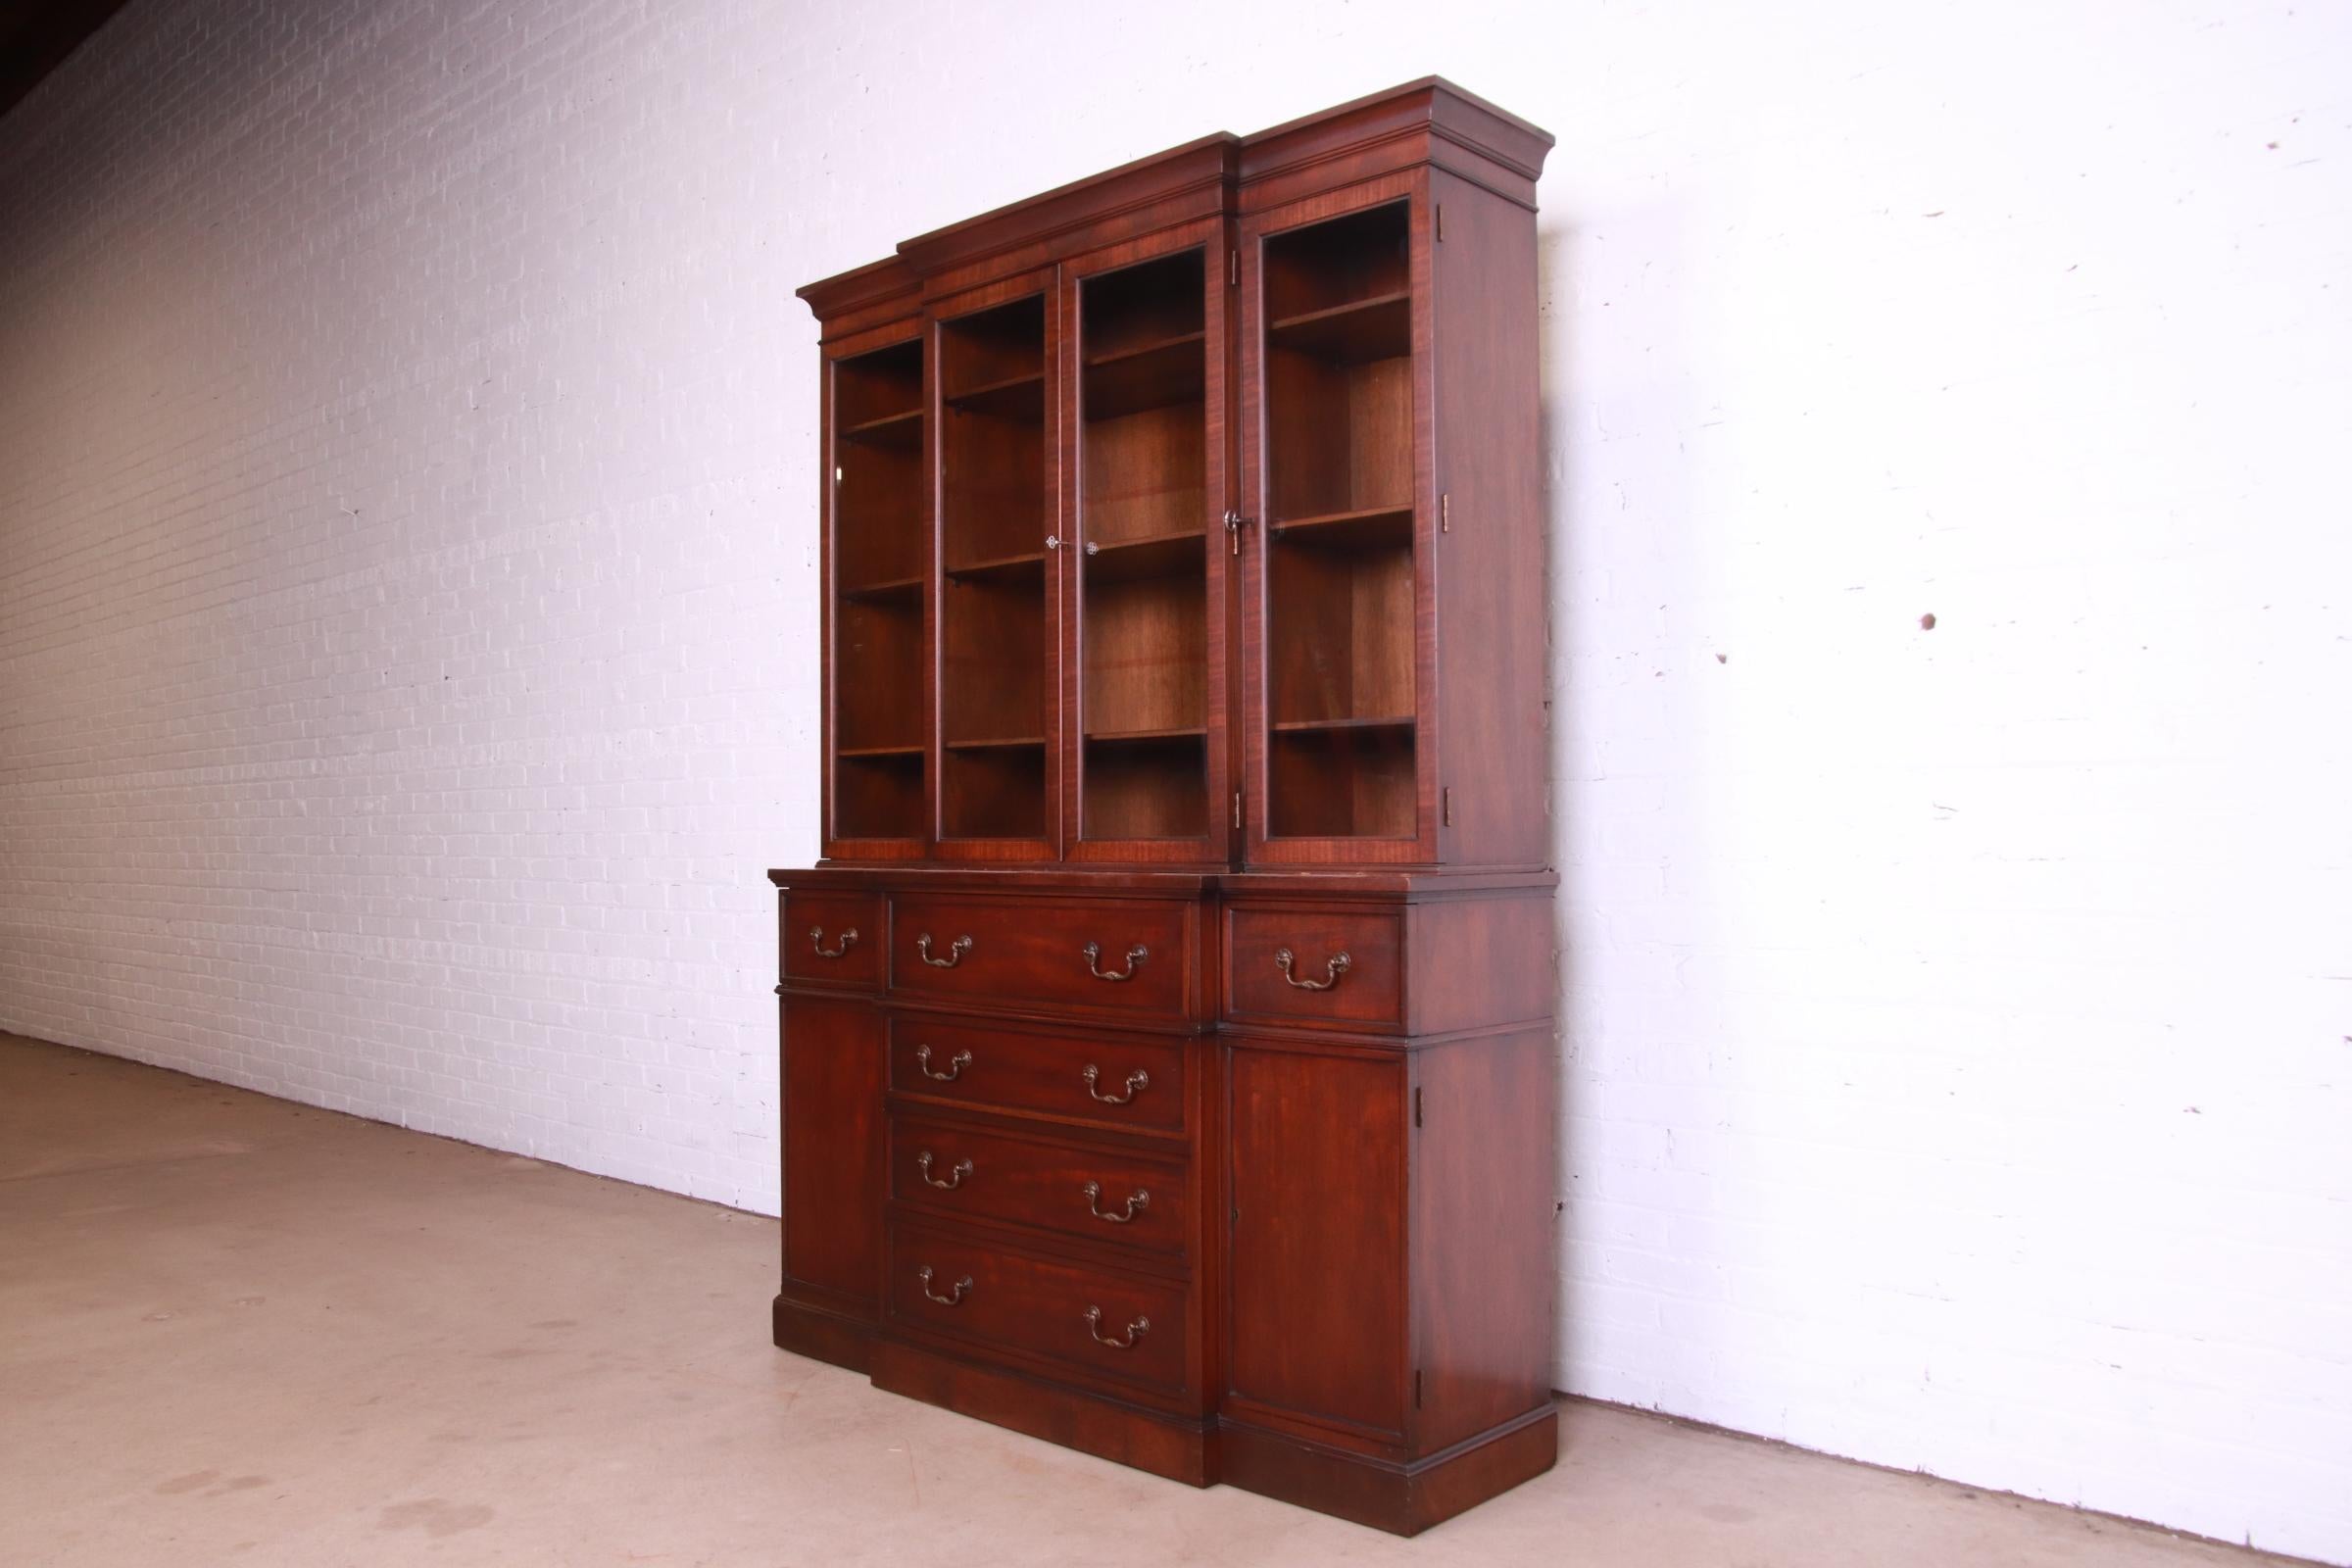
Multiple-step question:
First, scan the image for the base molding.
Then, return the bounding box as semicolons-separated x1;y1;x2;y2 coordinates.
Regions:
1218;1402;1559;1536
771;1294;873;1374
870;1340;1216;1488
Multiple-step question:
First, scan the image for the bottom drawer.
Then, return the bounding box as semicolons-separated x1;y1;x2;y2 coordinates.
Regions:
887;1225;1190;1397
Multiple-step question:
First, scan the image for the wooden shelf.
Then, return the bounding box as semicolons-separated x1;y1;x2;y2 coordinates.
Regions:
1270;505;1412;550
1086;327;1205;368
1266;290;1409;364
1270;715;1413;737
1084;331;1206;421
839;406;923;451
945;369;1046;420
1082;530;1205;583
1087;725;1207;744
840;572;923;602
945;549;1047;584
838;742;924;759
943;734;1046;752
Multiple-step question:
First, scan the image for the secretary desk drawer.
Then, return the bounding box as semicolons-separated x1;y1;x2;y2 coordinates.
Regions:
888;1017;1187;1136
891;1115;1190;1258
889;893;1197;1018
889;1224;1191;1396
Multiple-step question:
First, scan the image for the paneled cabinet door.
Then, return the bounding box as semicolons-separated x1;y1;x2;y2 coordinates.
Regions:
1226;1040;1410;1439
933;267;1064;859
780;998;887;1316
1237;175;1439;865
1059;220;1234;865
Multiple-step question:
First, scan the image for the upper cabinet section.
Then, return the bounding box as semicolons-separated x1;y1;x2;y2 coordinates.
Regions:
797;80;1552;871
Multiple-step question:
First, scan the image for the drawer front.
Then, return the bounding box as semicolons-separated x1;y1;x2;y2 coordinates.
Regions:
888;1226;1190;1396
891;1116;1190;1258
889;894;1196;1018
783;891;884;990
1224;905;1404;1028
889;1016;1187;1136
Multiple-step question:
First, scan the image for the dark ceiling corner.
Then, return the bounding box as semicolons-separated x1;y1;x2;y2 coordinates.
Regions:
0;0;134;124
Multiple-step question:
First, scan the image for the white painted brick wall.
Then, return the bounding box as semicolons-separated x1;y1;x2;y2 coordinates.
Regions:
1;0;2345;1559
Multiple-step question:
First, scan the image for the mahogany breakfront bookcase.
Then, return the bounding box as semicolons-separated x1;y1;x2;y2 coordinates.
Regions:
771;79;1556;1534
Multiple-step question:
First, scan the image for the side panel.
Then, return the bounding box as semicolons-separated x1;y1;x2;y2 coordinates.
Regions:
1226;1039;1408;1436
1429;171;1547;869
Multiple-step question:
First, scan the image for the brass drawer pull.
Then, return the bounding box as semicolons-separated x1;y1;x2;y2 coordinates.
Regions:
1084;1305;1149;1349
914;1046;972;1083
915;1266;971;1307
916;933;972;968
1082;1181;1149;1224
1274;948;1351;992
1081;942;1147;982
1082;1064;1149;1104
808;926;858;959
917;1152;973;1191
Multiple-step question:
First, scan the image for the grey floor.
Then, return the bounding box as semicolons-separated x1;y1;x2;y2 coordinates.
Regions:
0;1033;2304;1566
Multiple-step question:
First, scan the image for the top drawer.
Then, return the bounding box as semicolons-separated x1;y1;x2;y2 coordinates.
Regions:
782;890;884;990
1223;903;1404;1029
889;893;1200;1020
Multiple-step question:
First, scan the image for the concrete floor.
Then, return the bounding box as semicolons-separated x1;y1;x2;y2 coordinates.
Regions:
0;1034;2303;1568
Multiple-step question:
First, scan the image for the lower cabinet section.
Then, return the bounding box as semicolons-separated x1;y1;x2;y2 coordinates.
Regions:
771;867;1559;1534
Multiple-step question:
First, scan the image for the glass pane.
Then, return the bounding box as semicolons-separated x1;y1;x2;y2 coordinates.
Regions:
938;294;1050;839
1077;250;1209;841
830;338;925;840
1258;202;1416;838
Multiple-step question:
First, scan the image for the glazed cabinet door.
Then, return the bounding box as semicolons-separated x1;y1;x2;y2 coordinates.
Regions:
933;268;1063;858
1059;221;1235;865
1236;175;1438;865
1225;1041;1409;1439
823;324;930;858
778;997;887;1337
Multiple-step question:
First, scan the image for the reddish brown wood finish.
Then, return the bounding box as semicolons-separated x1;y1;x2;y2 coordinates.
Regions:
887;1014;1193;1138
888;891;1200;1020
887;1219;1196;1399
1225;1041;1410;1436
890;1113;1193;1260
1224;904;1404;1028
776;996;885;1337
781;891;884;990
870;1339;1216;1486
780;78;1556;1537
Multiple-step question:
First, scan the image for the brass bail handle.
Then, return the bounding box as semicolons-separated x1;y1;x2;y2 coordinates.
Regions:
1274;948;1350;992
1081;942;1147;982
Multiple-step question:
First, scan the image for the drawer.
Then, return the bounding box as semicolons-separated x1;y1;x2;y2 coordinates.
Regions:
888;1016;1188;1136
891;1115;1190;1259
783;891;884;990
888;1224;1191;1396
889;893;1198;1018
1224;904;1404;1028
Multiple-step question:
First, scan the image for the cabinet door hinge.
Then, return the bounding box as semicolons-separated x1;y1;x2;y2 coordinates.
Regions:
1229;248;1239;286
1435;204;1445;242
1414;1087;1424;1128
1232;790;1245;831
1441;492;1450;533
1442;787;1453;827
1415;1368;1425;1407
